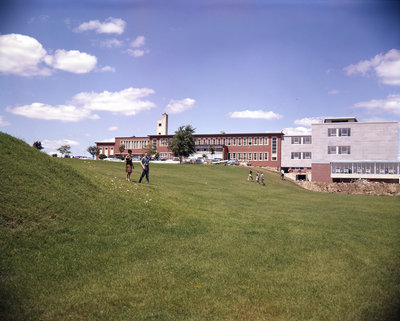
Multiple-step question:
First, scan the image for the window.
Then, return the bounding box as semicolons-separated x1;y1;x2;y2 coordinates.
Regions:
303;152;312;159
217;138;221;145
339;128;351;136
212;138;216;145
272;156;277;161
259;153;263;160
328;128;337;137
232;153;236;159
272;137;277;154
339;146;351;154
303;136;312;144
291;152;301;159
291;137;301;144
203;139;206;145
243;138;247;146
208;139;211;145
254;137;258;145
238;138;242;146
254;153;257;160
228;138;231;146
233;138;236;146
264;153;268;160
223;138;226;145
249;153;252;160
328;146;337;154
248;137;252;145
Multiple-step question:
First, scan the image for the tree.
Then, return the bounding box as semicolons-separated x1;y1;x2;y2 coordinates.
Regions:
144;143;154;156
57;145;71;158
87;145;99;159
168;125;196;163
118;143;125;154
32;141;44;150
220;131;226;134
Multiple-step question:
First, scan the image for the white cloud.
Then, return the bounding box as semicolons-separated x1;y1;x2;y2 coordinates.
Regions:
282;127;311;135
71;87;156;116
344;49;400;86
42;139;79;150
44;49;97;74
229;110;282;120
108;126;118;131
0;33;98;76
99;38;123;48
75;17;126;34
126;48;149;58
0;115;10;127
7;87;156;121
7;103;100;122
0;33;52;77
131;36;145;48
100;66;115;72
329;89;340;95
165;98;196;114
294;117;324;126
351;94;400;115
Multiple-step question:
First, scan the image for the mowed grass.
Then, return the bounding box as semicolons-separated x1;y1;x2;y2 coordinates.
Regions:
1;132;399;321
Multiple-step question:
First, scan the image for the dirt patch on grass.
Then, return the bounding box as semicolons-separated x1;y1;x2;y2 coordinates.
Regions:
296;180;400;196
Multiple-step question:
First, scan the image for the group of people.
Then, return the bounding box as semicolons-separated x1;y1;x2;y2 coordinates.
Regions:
248;169;265;185
125;150;151;184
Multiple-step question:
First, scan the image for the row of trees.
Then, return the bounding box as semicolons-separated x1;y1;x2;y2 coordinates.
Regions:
31;124;198;162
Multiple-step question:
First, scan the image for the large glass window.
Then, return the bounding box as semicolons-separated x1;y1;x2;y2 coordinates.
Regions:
303;152;312;159
303;136;312;144
328;146;337;154
338;146;351;154
328;128;337;137
291;152;301;159
339;128;351;136
291;137;301;144
272;137;277;154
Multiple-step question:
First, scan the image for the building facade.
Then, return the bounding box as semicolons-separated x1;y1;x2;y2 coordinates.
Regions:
311;118;399;182
95;115;399;183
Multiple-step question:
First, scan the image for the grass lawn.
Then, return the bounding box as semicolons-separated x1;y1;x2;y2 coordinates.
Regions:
1;132;399;320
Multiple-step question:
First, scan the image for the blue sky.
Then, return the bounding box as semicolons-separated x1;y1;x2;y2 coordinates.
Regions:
1;0;399;156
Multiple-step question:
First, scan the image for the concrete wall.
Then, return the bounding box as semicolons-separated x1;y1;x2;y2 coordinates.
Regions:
311;121;398;163
281;135;312;168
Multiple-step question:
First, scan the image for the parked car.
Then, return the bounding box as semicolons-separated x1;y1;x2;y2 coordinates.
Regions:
227;159;239;165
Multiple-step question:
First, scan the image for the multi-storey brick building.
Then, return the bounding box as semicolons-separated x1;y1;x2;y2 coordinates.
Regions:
96;115;399;182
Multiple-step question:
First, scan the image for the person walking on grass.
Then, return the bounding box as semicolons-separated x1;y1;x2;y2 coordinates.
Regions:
256;171;260;184
139;152;151;184
248;169;253;181
125;149;134;181
281;169;285;180
260;172;265;185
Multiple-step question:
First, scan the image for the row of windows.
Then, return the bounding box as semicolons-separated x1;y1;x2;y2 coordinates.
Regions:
291;136;312;144
120;140;149;149
328;128;351;137
328;146;351;154
291;152;312;159
197;136;270;146
228;152;269;161
332;162;399;175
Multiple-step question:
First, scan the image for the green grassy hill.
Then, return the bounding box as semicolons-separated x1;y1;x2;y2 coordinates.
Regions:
1;132;399;321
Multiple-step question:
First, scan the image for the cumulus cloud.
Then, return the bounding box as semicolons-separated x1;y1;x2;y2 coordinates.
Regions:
44;49;97;74
7;103;100;122
282;127;311;135
7;87;156;122
351;94;400;115
294;117;324;126
344;49;400;86
108;126;118;131
0;33;52;76
0;115;10;127
0;33;98;76
131;36;145;48
126;49;149;58
229;110;282;120
75;17;126;34
71;87;156;116
165;98;195;114
100;65;115;72
42;139;79;150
